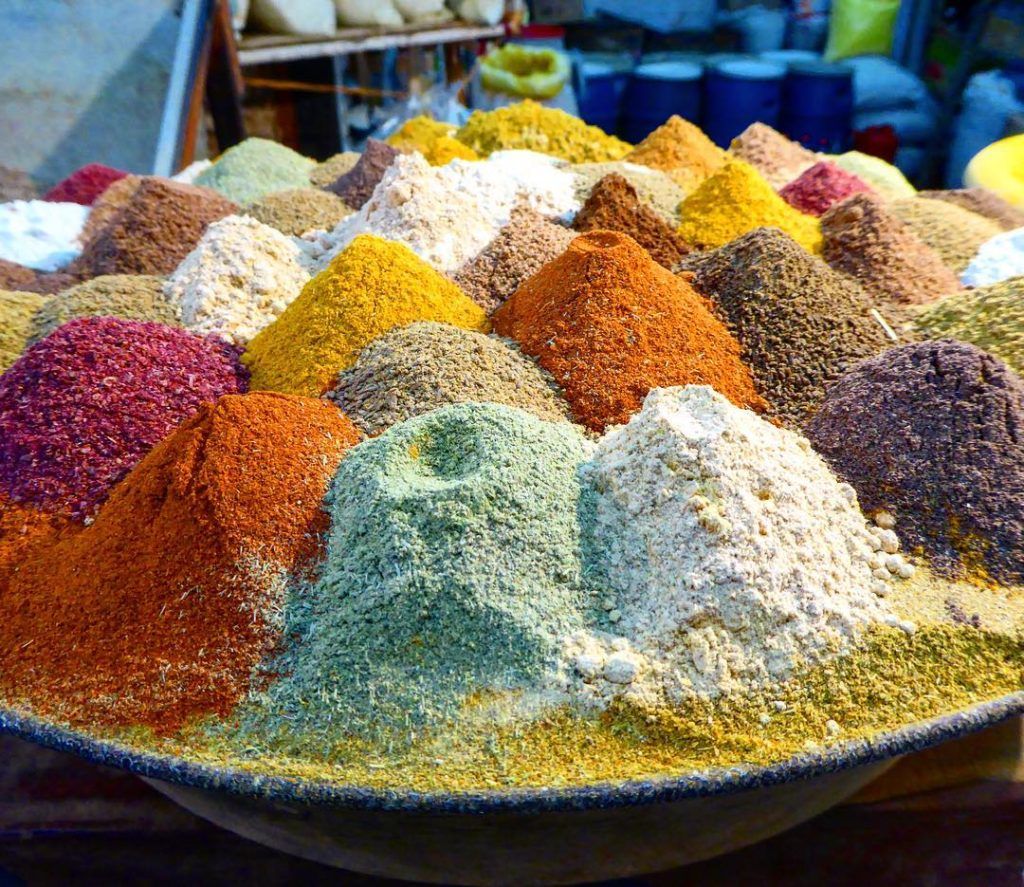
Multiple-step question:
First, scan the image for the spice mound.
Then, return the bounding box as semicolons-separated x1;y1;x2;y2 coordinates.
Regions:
241;402;595;741
310;151;360;188
323;138;399;209
196;137;314;204
570;161;686;226
0;200;89;272
779;161;873;217
729;122;818;189
43;163;127;206
0;317;248;518
244;187;352;237
686;227;894;426
677;159;822;253
572;173;691;269
833;151;915;200
806;339;1024;584
79;174;143;245
386;116;479;165
625;115;725;192
493;229;765;431
888;197;1001;274
244;234;488;397
0;392;360;733
327;321;571;435
961;226;1024;288
0;290;48;372
919;188;1024;232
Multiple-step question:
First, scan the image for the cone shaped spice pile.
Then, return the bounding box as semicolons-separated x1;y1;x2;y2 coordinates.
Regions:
43;163;127;206
888;197;1002;274
626;115;725;192
323;138;399;209
918;187;1024;232
779;161;874;218
729;122;818;189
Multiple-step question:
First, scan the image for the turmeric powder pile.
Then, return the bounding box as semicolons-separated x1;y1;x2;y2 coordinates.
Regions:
387;116;479;165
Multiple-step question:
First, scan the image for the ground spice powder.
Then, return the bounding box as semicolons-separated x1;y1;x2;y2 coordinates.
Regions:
919;188;1024;232
492;229;765;431
309;152;360;188
324;139;399;209
244;187;351;236
43;164;127;206
728;122;818;189
79;175;143;245
195;137;315;205
569;162;685;226
778;160;873;217
625;115;725;193
386;116;479;165
0;290;48;372
888;197;1002;274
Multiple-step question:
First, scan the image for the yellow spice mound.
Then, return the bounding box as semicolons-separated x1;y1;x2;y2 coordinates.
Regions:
455;100;631;164
626;115;726;193
678;158;823;252
387;116;479;166
243;235;489;396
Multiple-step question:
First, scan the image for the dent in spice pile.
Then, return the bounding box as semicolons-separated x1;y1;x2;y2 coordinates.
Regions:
0;317;248;518
244;187;351;237
244;234;488;396
453;203;574;313
888;197;1002;274
625;115;726;192
778;161;874;217
572;173;691;269
919;188;1024;232
820;192;961;305
833;151;915;200
239;402;595;742
326;321;571;435
493;229;765;432
79;174;142;245
686;227;894;426
28;274;179;345
0;165;36;202
0;393;360;732
569;161;686;226
195;137;314;205
0;290;48;371
386;116;479;165
164;215;313;344
916;277;1024;375
728;122;818;189
309;151;360;188
960;226;1024;288
323;139;399;210
0;200;89;271
43;164;127;206
677;159;822;253
71;178;237;277
807;340;1024;583
455;100;631;163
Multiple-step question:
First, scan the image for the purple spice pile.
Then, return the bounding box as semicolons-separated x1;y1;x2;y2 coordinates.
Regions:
0;317;248;518
323;139;398;209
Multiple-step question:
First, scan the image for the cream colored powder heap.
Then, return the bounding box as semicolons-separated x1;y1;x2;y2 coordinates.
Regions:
164;215;314;344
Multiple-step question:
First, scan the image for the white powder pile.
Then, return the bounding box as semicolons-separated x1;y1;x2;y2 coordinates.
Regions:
307;151;579;274
961;226;1024;287
0;200;89;271
560;386;907;708
163;215;314;344
172;159;214;185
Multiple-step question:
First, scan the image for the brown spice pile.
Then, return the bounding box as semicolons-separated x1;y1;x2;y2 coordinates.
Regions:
821;193;961;306
888;197;1003;274
323;139;398;209
70;179;237;277
569;162;686;226
729;122;818;189
0;261;76;296
309;152;361;188
918;188;1024;232
454;204;574;314
573;173;691;269
244;187;352;236
80;174;143;245
492;229;765;431
625;115;726;193
0;165;36;201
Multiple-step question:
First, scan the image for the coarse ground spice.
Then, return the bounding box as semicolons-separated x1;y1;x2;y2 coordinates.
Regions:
28;275;179;345
0;317;248;518
728;122;818;189
569;161;686;226
0;392;360;733
79;175;143;245
244;234;488;396
915;276;1024;375
625;115;726;193
244;187;352;236
0;165;36;202
919;188;1024;232
454;204;574;313
309;152;360;188
492;229;765;431
778;160;874;217
833;151;915;200
386;116;480;165
888;197;1002;274
0;290;48;372
0;495;73;589
572;173;691;269
195;137;314;205
820;193;962;306
806;339;1024;584
685;227;895;426
323;139;398;209
43;164;127;206
455;100;631;163
71;178;237;277
677;159;822;253
326;321;572;435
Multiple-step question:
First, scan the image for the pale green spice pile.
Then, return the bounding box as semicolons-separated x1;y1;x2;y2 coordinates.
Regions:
196;138;314;205
0;290;48;371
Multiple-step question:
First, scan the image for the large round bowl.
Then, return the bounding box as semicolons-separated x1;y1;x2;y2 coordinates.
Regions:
2;695;1022;885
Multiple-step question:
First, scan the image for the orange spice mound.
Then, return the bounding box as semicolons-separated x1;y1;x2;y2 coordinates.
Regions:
625;115;726;192
492;230;766;432
0;392;360;734
0;496;75;589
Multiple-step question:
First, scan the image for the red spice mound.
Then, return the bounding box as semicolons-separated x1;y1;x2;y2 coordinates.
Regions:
492;229;765;432
572;173;692;269
43;164;128;206
0;317;248;519
70;178;237;277
779;161;873;217
0;393;360;733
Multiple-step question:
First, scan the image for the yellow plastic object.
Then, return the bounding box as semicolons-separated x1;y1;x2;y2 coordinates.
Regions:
824;0;899;61
480;45;571;100
965;134;1024;209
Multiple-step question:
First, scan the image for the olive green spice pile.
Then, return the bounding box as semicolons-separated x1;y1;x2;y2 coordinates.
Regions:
244;188;352;237
918;188;1024;232
309;151;360;188
888;197;1003;274
0;290;49;371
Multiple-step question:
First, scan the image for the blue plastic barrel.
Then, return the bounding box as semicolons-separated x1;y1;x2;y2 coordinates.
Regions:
577;58;631;138
621;61;703;144
782;61;854;154
704;59;786;148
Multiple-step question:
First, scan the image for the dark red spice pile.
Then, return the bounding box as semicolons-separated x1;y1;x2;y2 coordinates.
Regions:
43;163;128;206
779;161;873;217
324;138;398;209
806;339;1024;583
0;317;248;518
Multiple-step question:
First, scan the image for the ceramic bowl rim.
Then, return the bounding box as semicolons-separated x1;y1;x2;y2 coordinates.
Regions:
1;692;1022;814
